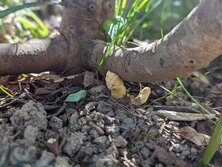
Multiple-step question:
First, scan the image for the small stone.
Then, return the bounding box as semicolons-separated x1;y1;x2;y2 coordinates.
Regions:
45;129;57;140
78;117;87;126
103;116;115;125
10;101;47;130
86;115;92;122
10;146;37;165
81;125;91;133
135;141;144;150
35;150;55;167
107;110;115;117
140;147;151;159
22;164;32;167
112;136;127;148
89;85;106;95
97;102;113;114
155;163;164;167
85;102;96;112
69;112;80;132
24;125;39;144
55;156;71;167
181;150;190;156
93;136;108;150
106;145;118;156
145;142;155;150
190;147;197;154
115;111;128;121
89;129;100;139
83;143;98;156
95;154;120;167
63;133;85;157
92;124;105;135
49;117;63;131
120;118;135;131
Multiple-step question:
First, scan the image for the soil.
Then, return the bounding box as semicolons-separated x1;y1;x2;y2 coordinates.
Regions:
0;58;222;167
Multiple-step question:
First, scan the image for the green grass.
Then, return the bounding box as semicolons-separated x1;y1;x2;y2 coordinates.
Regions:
0;85;13;98
200;114;222;165
99;0;163;68
0;1;61;42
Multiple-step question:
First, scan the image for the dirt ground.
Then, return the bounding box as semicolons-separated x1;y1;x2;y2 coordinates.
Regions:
0;56;221;167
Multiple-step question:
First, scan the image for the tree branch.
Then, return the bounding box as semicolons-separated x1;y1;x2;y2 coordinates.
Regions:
0;34;82;75
87;0;222;82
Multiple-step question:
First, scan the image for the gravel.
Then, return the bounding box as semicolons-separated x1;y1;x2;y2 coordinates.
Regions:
0;93;208;167
10;101;47;130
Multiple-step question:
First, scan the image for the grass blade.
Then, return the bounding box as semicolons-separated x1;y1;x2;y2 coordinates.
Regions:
200;114;222;165
0;1;59;18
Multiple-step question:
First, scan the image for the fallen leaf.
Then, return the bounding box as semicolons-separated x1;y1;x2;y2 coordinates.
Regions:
177;126;210;146
135;87;151;105
210;84;222;97
83;71;95;88
46;133;66;156
105;71;126;99
65;90;87;102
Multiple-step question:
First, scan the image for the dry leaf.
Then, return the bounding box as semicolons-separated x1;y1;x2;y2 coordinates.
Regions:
105;71;126;99
83;71;95;88
156;110;216;121
210;84;222;97
136;87;151;105
177;126;210;146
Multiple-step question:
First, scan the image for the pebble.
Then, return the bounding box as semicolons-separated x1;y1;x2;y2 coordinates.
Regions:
135;141;144;150
93;136;107;145
92;124;105;135
10;101;47;130
85;102;96;112
97;102;113;114
89;85;106;95
24;125;39;144
55;156;72;167
89;129;100;139
35;150;55;167
140;147;151;159
10;146;37;164
69;112;80;132
120;118;135;131
63;133;85;157
49;116;63;131
112;136;127;148
95;154;120;167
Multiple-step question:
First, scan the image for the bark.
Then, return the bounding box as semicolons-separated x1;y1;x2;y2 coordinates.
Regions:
0;0;114;75
0;35;81;75
0;0;221;83
86;0;222;82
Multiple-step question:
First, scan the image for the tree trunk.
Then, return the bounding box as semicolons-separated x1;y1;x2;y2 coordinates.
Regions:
0;0;221;82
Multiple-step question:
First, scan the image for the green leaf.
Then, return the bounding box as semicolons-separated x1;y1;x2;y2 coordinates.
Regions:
65;90;87;102
102;19;113;34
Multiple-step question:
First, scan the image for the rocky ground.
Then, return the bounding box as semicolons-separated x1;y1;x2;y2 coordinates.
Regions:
0;57;222;167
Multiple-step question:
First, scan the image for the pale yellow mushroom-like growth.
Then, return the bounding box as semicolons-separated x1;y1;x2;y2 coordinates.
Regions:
136;87;151;105
105;71;126;99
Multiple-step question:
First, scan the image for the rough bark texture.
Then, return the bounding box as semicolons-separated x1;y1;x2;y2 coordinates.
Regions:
0;0;221;82
86;0;222;82
0;35;80;75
